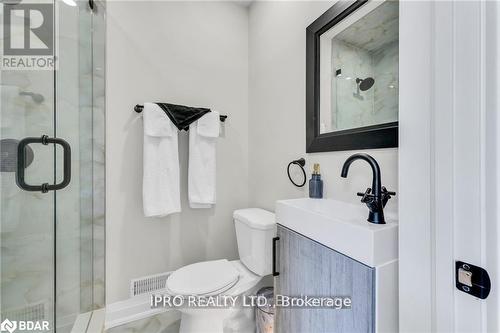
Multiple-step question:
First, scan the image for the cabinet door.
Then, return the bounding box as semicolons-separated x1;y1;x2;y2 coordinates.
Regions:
275;225;375;333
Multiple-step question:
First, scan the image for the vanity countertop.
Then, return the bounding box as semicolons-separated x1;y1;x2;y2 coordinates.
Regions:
275;198;398;268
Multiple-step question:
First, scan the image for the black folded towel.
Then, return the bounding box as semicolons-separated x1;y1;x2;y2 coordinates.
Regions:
156;103;211;131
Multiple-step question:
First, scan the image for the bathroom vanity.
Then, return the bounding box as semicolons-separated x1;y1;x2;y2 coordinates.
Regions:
274;198;398;333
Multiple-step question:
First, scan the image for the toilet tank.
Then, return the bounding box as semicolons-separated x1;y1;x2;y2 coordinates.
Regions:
233;208;276;276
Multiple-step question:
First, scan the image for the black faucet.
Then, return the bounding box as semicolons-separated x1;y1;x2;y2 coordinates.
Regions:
341;153;396;224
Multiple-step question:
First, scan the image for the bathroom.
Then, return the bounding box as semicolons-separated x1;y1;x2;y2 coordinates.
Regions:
0;0;498;332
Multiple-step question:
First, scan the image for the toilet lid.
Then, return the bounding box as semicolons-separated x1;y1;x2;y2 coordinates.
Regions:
167;259;239;296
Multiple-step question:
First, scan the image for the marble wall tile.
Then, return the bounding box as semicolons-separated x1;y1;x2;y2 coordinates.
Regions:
91;0;107;311
332;39;374;131
372;41;399;123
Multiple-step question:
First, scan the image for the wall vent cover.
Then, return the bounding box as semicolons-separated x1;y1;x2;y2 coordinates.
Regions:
130;272;171;297
1;302;48;322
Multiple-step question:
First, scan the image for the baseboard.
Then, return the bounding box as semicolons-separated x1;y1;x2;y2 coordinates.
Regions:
105;294;179;330
72;309;106;333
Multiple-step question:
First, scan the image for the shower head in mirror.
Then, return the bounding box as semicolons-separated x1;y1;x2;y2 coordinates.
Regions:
356;77;375;91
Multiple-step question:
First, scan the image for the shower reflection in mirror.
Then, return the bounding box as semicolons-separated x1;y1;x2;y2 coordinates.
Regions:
319;0;399;134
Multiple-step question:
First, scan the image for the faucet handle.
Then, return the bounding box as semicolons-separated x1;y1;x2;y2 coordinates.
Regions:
357;188;373;203
381;186;396;196
381;186;396;207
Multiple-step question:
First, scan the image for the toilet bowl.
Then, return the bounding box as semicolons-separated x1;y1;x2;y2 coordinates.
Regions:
166;208;276;333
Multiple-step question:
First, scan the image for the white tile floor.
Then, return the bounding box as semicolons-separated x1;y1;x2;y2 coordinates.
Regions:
105;311;180;333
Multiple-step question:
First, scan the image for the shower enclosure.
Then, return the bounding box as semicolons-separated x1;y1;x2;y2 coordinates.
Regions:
0;0;105;331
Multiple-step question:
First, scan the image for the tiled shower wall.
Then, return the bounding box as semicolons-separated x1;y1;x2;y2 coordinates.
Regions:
332;39;375;131
77;0;106;313
372;41;398;125
55;1;106;330
331;40;398;131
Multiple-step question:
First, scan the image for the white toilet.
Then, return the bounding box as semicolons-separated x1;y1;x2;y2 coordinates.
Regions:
165;208;276;333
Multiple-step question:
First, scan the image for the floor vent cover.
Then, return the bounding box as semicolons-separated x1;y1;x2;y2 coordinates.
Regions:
130;272;171;297
1;302;48;322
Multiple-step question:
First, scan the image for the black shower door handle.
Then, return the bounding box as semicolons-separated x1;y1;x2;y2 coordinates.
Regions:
16;135;71;193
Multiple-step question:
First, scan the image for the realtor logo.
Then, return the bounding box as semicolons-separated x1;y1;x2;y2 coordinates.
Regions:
1;0;55;70
0;319;17;333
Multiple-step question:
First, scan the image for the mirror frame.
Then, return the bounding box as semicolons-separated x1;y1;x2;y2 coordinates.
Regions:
306;0;399;153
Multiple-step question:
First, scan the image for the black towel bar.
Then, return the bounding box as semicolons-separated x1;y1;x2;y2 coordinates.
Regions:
134;104;227;122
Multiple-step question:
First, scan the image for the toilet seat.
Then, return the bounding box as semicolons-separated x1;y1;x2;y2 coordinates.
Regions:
167;259;240;296
171;260;264;333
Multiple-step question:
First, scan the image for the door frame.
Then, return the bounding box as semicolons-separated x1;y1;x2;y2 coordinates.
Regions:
399;1;499;332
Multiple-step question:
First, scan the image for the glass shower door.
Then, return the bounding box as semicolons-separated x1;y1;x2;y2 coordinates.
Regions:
0;1;57;328
0;0;105;331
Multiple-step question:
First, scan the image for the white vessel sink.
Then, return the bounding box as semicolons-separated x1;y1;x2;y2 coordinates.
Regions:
275;198;398;267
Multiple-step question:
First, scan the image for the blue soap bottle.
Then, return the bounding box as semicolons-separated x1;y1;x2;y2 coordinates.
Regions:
309;163;323;199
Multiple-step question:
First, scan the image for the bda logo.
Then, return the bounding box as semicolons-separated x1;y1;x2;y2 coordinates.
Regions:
0;319;17;333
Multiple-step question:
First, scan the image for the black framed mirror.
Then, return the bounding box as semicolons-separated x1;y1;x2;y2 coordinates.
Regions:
306;0;399;153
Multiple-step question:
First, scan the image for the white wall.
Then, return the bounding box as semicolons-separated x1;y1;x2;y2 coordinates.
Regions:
248;1;398;214
106;1;249;303
106;0;399;305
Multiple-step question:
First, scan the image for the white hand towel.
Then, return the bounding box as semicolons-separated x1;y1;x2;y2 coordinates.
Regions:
188;111;220;208
143;102;181;217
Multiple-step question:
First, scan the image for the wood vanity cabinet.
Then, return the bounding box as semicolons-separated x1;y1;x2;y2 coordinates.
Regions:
274;225;375;333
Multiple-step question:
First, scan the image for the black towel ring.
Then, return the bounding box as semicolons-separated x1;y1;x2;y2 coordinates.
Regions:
287;158;306;187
